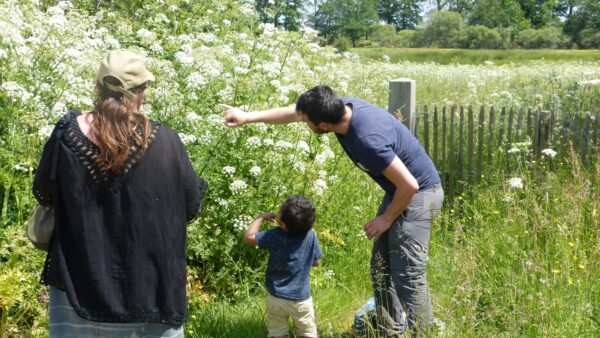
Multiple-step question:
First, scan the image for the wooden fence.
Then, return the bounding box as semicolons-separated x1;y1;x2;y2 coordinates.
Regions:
405;106;600;198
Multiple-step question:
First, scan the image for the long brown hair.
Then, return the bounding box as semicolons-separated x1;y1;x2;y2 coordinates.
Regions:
90;79;152;173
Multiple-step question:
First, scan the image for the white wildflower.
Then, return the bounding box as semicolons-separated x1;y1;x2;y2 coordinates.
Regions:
136;28;156;44
186;72;206;89
223;19;231;26
263;138;274;146
296;140;310;154
507;147;520;154
324;269;335;278
578;79;600;86
187;112;201;121
38;125;54;139
249;166;262;177
541;148;557;158
15;162;34;172
233;215;253;232
230;179;248;194
222;166;236;175
293;161;306;173
313;179;328;196
315;148;335;166
179;133;197;144
275;140;293;150
245;136;261;148
508;177;524;189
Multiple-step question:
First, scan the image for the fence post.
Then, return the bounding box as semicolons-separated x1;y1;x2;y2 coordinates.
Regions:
389;78;416;131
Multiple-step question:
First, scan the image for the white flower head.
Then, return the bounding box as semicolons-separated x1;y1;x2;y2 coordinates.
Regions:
233;215;253;232
230;179;248;195
313;179;328;196
245;136;261;148
222;166;236;175
508;177;524;189
507;147;520;154
249;166;262;177
541;148;557;158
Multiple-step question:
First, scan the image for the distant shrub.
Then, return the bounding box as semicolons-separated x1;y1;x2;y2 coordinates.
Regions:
372;24;399;47
578;28;600;49
516;27;572;49
397;30;418;48
334;36;352;52
458;25;504;49
419;11;463;48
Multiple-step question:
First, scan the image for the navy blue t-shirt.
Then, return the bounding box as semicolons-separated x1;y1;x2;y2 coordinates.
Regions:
255;228;322;301
336;97;440;194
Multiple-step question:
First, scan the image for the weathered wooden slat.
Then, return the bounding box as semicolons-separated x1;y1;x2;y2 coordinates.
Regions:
573;112;581;154
441;106;447;184
488;106;495;164
448;106;456;199
423;105;430;155
433;106;439;167
498;107;506;149
414;107;420;139
561;113;570;156
517;107;524;141
549;110;557;146
467;106;474;180
534;108;541;157
526;108;533;160
458;106;465;190
582;114;591;164
477;107;485;178
506;107;514;174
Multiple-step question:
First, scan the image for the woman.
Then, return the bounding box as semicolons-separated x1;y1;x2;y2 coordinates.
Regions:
33;50;207;337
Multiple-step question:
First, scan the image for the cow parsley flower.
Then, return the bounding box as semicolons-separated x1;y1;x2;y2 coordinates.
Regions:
222;166;236;175
230;179;248;194
541;148;557;158
313;179;328;196
508;177;523;189
249;166;262;177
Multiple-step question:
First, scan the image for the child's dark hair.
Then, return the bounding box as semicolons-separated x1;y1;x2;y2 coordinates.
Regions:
280;195;316;236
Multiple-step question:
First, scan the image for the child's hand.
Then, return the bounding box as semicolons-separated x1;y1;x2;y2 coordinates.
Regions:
259;212;277;221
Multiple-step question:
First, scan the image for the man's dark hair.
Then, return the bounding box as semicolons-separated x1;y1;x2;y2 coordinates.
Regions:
280;195;316;236
295;85;345;125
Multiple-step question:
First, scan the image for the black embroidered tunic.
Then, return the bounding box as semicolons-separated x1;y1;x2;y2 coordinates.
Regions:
33;112;207;325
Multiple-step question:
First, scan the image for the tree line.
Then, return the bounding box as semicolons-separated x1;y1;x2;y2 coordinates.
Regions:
254;0;600;49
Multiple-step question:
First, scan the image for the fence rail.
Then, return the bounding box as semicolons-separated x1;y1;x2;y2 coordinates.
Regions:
407;106;600;198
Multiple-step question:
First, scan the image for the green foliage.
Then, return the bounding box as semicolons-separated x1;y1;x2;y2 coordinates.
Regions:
578;28;600;49
469;0;530;30
515;27;572;49
457;25;505;49
377;0;423;30
333;36;352;52
418;11;464;48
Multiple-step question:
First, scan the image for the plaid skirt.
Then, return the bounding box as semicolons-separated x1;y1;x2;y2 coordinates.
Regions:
49;287;184;338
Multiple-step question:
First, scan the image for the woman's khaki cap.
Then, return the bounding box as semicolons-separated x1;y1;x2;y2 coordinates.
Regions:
97;50;155;99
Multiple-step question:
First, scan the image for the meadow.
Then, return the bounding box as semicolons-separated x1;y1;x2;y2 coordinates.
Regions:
0;1;599;337
352;47;600;65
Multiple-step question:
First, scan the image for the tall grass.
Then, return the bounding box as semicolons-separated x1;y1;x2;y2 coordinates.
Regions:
353;48;600;65
187;155;599;337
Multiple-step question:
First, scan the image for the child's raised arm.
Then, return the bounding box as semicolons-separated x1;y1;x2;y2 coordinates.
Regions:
243;212;276;246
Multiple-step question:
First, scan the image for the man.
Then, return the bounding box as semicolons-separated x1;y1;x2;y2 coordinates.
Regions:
221;85;443;336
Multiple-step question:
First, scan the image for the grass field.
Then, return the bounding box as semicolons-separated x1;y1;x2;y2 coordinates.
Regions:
352;48;600;65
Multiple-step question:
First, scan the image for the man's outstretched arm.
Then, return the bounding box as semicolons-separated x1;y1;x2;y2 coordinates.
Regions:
219;104;302;127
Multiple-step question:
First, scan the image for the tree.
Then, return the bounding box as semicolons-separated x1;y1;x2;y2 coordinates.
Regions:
378;0;424;30
255;0;304;31
469;0;529;29
563;0;600;47
517;0;562;27
429;0;474;14
420;10;464;47
315;0;379;46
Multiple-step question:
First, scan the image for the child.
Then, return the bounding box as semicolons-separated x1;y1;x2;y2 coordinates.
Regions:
244;195;323;338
